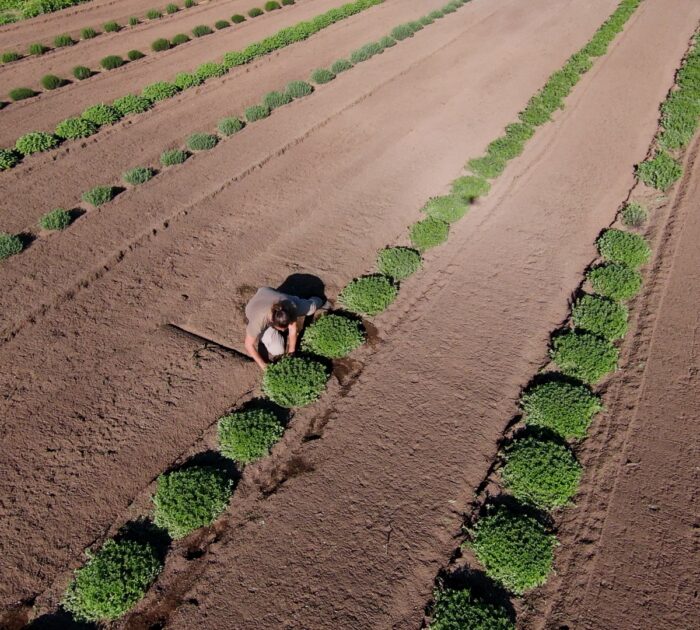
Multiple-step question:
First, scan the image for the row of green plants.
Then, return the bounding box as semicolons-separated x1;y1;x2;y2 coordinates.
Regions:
0;0;383;170
0;0;90;25
429;12;700;630
1;1;300;105
36;1;477;622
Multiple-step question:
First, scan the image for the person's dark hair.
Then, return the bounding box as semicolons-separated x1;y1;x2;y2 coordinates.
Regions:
271;302;294;328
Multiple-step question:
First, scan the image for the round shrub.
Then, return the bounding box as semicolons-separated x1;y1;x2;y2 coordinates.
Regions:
123;166;154;185
54;34;74;47
265;1;281;10
15;131;58;155
187;132;218;151
218;407;284;463
521;379;601;439
470;506;555;594
127;49;145;61
101;55;124;70
0;148;21;170
218;117;244;136
82;103;121;125
82;186;117;206
636;150;682;190
192;24;213;37
245;104;270;122
81;27;97;39
113;94;152;116
151;38;170;52
215;19;230;29
55;117;98;140
282;0;295;4
184;0;196;6
587;263;642;301
73;66;92;80
502;437;582;509
451;175;490;200
311;68;335;84
621;201;647;227
142;81;179;102
263;90;292;109
103;21;121;32
331;58;353;74
2;51;21;63
391;24;414;41
146;9;162;19
468;154;506;179
263;356;329;407
550;331;618;384
195;61;226;80
153;466;232;539
572;294;628;340
0;232;23;259
377;246;422;281
422;195;468;223
166;3;179;13
9;87;36;101
596;228;651;268
171;33;190;45
28;43;49;56
161;149;188;166
248;7;263;17
39;208;71;230
301;314;365;359
62;539;162;622
429;585;514;630
286;80;314;99
339;274;397;316
232;13;246;23
173;71;202;89
409;216;449;251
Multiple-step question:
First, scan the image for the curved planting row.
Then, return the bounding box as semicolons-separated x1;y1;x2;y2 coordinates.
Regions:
1;0;299;104
0;0;468;262
37;2;474;623
0;0;384;172
425;9;700;630
0;0;91;26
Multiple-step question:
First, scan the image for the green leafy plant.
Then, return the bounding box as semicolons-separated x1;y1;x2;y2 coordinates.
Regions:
391;24;414;41
192;24;213;37
468;154;506;179
55;117;98;140
146;8;162;19
282;0;295;4
596;228;651;268
248;7;263;17
429;9;445;19
339;274;397;316
173;71;201;89
301;314;365;359
245;104;270;122
113;94;152;116
586;263;642;301
53;33;74;47
123;166;154;185
39;207;71;230
409;216;449;251
82;103;121;125
0;232;23;259
263;356;329;407
15;131;58;155
104;20;121;32
620;201;647;227
520;379;602;439
81;27;97;39
153;465;232;539
171;33;190;45
422;195;468;223
218;117;244;136
73;66;92;80
166;3;179;13
379;35;396;49
429;585;515;630
0;148;21;170
451;175;490;200
184;0;196;6
350;42;381;64
659;91;700;150
572;294;628;340
377;246;422;281
28;43;49;55
127;49;145;60
161;149;188;166
82;186;117;206
129;16;139;26
187;133;218;151
194;61;225;80
41;74;63;90
265;1;281;9
1;51;21;63
286;80;314;98
501;436;582;509
232;14;246;23
9;87;37;101
487;133;525;161
331;58;353;74
218;407;284;463
636;150;682;190
142;81;179;102
101;55;124;70
151;38;170;52
550;331;618;383
215;19;230;29
263;90;292;109
311;68;335;84
469;505;555;594
62;538;162;622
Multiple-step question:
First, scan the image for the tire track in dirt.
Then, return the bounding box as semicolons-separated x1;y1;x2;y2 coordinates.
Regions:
0;0;616;608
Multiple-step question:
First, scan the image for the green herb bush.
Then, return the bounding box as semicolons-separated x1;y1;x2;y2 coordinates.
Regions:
187;133;218;151
81;27;97;39
39;208;71;230
151;38;170;52
468;154;506;179
161;149;188;166
409;216;449;251
520;379;602;439
54;33;74;47
245;104;270;122
73;66;92;80
41;74;64;90
171;33;190;45
1;51;21;63
263;355;329;407
550;331;618;383
232;14;246;23
15;131;58;155
82;186;117;206
113;94;152;115
263;90;292;109
215;19;230;29
62;538;162;622
142;81;179;102
29;43;49;55
9;87;36;101
0;232;23;259
153;465;232;539
301;314;365;358
391;24;414;41
422;194;469;223
173;71;202;89
311;68;335;84
218;407;284;463
331;58;353;74
123;166;154;185
218;117;244;136
146;9;162;19
129;16;139;26
596;228;650;268
286;80;314;98
265;1;281;9
377;246;422;281
429;585;515;630
82;103;121;125
379;35;396;49
501;436;582;509
339;274;397;316
166;3;179;13
572;293;628;340
586;263;642;301
282;0;295;4
451;175;489;200
470;505;555;594
192;24;213;37
636;150;682;190
420;15;434;26
104;20;121;32
248;7;263;17
0;148;21;170
487;134;525;161
101;55;124;70
659;91;700;150
194;61;226;80
620;201;647;227
350;42;380;64
55;117;98;140
184;0;196;6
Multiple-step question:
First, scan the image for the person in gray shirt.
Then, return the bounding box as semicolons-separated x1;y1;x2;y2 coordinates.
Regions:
244;287;324;370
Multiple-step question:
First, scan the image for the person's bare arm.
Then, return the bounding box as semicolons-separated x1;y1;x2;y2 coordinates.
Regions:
244;334;267;371
287;320;299;355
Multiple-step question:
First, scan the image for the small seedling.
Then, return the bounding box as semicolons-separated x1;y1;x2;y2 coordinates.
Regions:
0;232;23;259
636;150;682;190
550;331;618;383
151;38;170;52
54;34;74;47
127;49;145;60
245;104;270;122
285;80;314;99
218;117;244;136
339;274;397;316
218;408;284;463
123;166;154;185
161;149;188;166
301;314;365;358
41;74;64;90
82;103;121;125
73;66;92;80
55;117;98;140
142;81;179;102
10;87;37;101
331;59;353;74
263;356;329;407
620;201;647;227
263;90;292;109
596;228;651;268
82;186;117;206
422;195;469;223
129;16;139;26
113;94;152;115
100;55;124;70
192;24;213;37
429;585;515;630
311;68;335;84
184;0;196;6
409;216;449;251
376;246;422;281
15;131;58;155
39;208;72;230
586;263;642;301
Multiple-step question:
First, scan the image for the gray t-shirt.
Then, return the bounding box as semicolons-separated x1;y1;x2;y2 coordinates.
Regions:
245;287;300;339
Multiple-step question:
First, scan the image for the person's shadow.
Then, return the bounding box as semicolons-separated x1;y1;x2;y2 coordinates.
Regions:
276;273;326;301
